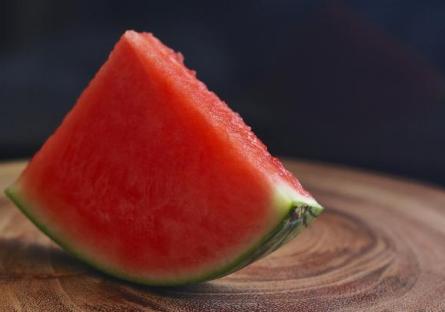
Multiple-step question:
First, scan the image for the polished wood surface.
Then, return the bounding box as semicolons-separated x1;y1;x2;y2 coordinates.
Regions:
1;160;444;311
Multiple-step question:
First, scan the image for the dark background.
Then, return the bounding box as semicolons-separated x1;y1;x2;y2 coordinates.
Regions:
1;0;444;185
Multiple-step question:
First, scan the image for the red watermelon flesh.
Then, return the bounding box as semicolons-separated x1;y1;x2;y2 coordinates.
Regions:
5;31;323;285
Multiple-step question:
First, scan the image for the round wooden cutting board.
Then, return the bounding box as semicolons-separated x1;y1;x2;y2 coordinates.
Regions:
0;160;444;311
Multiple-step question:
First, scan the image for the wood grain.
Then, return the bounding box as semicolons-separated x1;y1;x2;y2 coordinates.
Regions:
1;160;445;311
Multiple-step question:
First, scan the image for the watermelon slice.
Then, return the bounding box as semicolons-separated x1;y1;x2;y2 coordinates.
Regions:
5;31;323;286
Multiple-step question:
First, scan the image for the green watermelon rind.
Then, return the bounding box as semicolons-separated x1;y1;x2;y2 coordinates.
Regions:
4;185;323;286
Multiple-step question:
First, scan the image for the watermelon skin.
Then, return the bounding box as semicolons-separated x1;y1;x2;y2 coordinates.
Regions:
4;31;323;286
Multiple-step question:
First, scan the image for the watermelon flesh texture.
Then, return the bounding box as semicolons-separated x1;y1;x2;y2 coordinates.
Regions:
5;31;323;285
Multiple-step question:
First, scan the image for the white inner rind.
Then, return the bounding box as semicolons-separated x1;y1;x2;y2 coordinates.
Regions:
273;180;322;215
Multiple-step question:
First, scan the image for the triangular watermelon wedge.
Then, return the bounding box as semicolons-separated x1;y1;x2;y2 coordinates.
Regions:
5;31;323;286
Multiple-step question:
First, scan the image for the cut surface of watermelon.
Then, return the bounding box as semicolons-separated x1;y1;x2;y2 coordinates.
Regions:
5;31;323;285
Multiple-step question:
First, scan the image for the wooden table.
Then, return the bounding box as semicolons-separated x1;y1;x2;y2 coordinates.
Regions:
1;160;444;311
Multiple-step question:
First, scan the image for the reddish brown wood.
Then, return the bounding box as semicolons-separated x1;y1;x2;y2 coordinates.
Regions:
0;160;444;311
